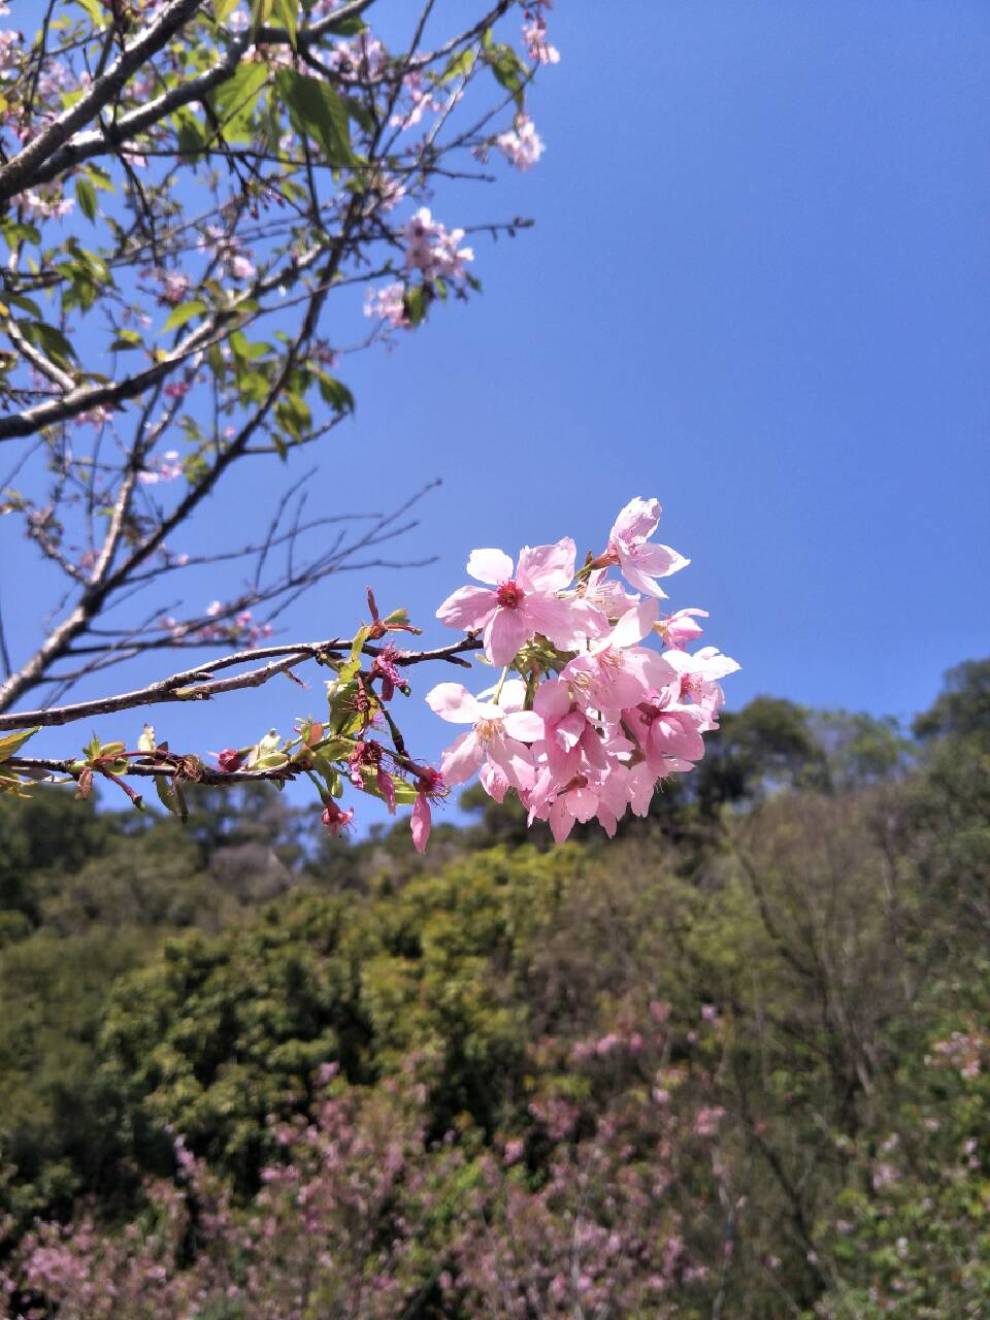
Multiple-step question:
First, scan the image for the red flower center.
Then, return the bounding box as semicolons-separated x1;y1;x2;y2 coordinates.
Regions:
496;579;525;609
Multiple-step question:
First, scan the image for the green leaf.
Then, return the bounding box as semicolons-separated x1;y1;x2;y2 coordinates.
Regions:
404;285;429;327
350;625;370;665
73;0;107;24
212;62;269;141
75;176;98;222
18;319;77;364
1;291;42;319
163;300;206;332
111;328;144;351
213;0;241;20
155;775;188;821
442;48;476;83
275;70;354;166
325;16;366;36
1;220;41;247
315;370;355;414
250;0;275;29
484;42;526;108
0;727;39;763
273;0;298;46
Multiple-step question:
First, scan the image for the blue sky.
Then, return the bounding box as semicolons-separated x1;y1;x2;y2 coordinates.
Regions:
5;0;989;826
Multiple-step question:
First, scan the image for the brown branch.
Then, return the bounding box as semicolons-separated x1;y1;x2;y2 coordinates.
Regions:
0;635;482;730
0;0;206;205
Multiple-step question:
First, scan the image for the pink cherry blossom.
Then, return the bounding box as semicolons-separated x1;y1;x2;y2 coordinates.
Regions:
426;679;543;790
606;497;690;598
497;115;545;171
321;801;354;836
365;281;408;329
410;793;432;852
410;766;442;853
624;700;707;776
436;538;605;665
659;607;708;649
403;208;474;281
560;600;673;720
661;646;741;730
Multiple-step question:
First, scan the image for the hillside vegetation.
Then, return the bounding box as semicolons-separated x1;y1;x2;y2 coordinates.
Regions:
1;660;988;1317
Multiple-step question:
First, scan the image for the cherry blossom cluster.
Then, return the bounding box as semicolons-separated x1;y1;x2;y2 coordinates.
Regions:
160;602;273;649
427;498;739;841
365;208;475;330
497;114;545;171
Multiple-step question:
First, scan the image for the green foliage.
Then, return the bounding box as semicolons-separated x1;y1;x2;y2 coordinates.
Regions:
1;664;989;1315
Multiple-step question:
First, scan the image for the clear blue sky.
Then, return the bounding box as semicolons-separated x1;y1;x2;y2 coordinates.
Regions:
6;0;990;825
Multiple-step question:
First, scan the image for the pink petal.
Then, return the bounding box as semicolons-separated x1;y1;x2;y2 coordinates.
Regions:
548;797;576;843
534;678;573;723
497;677;529;712
627;763;656;816
609;597;659;649
484;607;533;665
466;547;515;585
426;682;486;724
564;596;612;639
516;537;576;593
569;786;599;823
410;794;432;852
609;497;660;548
479;760;510;803
440;730;485;784
627;647;676;692
489;735;536;791
650;713;705;763
633;542;690;578
521;593;587;649
618;554;669;599
555;710;587;751
502;709;544;742
436;584;497;631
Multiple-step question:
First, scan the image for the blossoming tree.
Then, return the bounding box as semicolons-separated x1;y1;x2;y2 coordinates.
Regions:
0;0;737;847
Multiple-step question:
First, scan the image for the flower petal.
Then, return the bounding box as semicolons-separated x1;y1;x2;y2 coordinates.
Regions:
466;547;515;585
618;554;669;599
426;682;485;724
633;542;690;578
440;730;485;784
534;678;573;723
516;537;576;592
609;597;659;649
436;584;497;631
485;606;533;665
502;709;544;742
609;497;660;548
522;593;587;649
410;794;431;853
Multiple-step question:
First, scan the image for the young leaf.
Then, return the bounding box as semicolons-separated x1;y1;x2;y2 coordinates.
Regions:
75;176;98;222
275;70;354;167
0;727;40;763
163;300;207;332
155;775;188;820
272;0;298;47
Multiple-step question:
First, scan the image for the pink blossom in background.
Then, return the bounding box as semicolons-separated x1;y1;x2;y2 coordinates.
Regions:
497;115;545;171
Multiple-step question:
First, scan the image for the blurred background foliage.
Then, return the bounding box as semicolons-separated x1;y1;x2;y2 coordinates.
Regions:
1;659;989;1316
